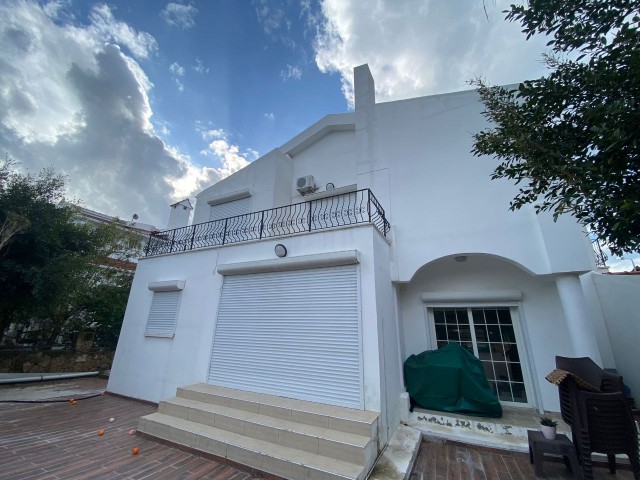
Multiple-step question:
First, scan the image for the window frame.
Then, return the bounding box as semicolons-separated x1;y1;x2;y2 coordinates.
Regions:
425;302;535;408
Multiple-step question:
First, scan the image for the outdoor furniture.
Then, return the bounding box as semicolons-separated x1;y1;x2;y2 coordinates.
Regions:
527;430;581;479
549;356;640;480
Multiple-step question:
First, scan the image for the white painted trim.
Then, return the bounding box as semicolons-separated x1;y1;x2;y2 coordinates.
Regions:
217;250;360;275
279;113;355;157
420;290;522;303
148;280;186;292
206;188;253;206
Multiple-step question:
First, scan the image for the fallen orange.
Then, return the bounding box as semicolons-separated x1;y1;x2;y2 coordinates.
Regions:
98;429;104;436
132;447;139;455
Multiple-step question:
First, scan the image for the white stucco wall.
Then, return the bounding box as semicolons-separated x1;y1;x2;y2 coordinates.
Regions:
108;225;393;415
192;150;292;225
290;130;357;202
397;254;573;412
365;91;594;281
581;273;640;405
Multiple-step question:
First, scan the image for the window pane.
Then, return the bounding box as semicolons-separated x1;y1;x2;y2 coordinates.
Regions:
474;325;488;342
445;310;457;324
501;325;516;343
435;324;447;341
496;382;513;402
512;383;527;402
493;361;509;381
472;309;485;324
459;324;472;341
497;309;512;325
487;325;501;342
477;342;491;360
484;309;498;324
505;344;520;363
509;362;523;382
434;310;445;323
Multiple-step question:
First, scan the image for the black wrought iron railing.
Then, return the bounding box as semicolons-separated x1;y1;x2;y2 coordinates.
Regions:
144;189;390;257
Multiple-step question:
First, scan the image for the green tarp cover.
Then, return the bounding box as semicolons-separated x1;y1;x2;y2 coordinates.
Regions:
404;343;502;418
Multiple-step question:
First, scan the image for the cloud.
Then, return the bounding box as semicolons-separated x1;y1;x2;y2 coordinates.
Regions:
193;57;208;74
88;4;158;59
280;64;302;81
174;78;184;92
169;62;185;76
0;1;227;227
198;126;255;178
252;0;291;36
264;112;275;121
161;2;198;29
310;0;550;107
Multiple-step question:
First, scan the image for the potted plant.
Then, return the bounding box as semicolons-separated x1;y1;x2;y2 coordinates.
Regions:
540;417;558;440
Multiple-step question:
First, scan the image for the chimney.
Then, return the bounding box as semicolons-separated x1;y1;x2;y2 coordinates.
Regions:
167;199;193;229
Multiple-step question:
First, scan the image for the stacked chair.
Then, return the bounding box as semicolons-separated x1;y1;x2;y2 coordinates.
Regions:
551;356;639;480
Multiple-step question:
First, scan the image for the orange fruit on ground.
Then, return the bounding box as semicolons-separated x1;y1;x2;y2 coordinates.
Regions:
98;429;104;436
132;447;139;455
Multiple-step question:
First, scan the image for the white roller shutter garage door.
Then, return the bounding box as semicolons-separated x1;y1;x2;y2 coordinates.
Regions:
208;265;362;409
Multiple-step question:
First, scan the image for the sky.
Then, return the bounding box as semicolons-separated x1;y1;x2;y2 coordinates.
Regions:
0;0;635;271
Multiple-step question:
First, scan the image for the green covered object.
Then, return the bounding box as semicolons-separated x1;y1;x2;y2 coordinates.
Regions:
404;343;502;418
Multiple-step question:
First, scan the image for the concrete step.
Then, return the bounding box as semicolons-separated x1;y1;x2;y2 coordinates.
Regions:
177;383;378;438
138;383;380;480
138;412;367;480
158;396;375;466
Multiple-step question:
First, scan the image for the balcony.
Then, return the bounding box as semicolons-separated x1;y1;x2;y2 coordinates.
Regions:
144;189;390;257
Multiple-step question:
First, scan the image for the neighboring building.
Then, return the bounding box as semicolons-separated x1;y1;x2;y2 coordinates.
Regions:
107;65;632;478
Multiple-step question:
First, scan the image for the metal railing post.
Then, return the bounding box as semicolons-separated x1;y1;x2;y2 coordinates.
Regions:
222;218;228;245
259;211;265;239
169;230;176;253
189;225;196;251
308;200;313;232
367;189;372;224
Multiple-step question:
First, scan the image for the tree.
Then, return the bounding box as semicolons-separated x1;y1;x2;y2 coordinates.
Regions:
472;0;640;255
0;159;141;346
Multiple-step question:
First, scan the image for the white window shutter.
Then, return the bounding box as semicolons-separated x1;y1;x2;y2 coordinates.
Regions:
210;197;251;221
145;291;182;338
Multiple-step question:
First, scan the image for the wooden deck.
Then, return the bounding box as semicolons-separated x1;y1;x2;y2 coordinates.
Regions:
0;378;259;480
411;438;636;480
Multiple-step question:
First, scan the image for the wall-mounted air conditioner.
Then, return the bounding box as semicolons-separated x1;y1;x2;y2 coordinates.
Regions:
296;175;317;195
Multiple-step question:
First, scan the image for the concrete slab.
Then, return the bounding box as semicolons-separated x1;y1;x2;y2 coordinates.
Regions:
0;371;99;385
369;424;422;480
0;376;106;402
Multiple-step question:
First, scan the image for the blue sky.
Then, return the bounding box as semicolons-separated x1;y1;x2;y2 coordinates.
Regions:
0;0;635;270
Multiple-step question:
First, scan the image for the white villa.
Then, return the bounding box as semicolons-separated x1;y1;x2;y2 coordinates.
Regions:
107;65;638;480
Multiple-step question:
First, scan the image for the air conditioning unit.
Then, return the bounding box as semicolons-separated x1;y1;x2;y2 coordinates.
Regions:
296;175;317;195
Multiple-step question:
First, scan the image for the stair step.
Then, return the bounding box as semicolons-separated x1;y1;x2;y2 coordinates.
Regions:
139;412;365;480
177;383;378;438
158;396;374;465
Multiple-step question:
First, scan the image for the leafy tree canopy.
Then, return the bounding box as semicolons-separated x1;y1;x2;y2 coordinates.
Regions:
472;0;639;255
0;158;142;346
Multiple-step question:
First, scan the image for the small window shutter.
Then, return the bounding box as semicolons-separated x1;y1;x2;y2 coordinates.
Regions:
145;291;181;338
210;197;251;221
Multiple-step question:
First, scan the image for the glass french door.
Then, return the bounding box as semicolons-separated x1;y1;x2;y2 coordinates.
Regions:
430;307;529;405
